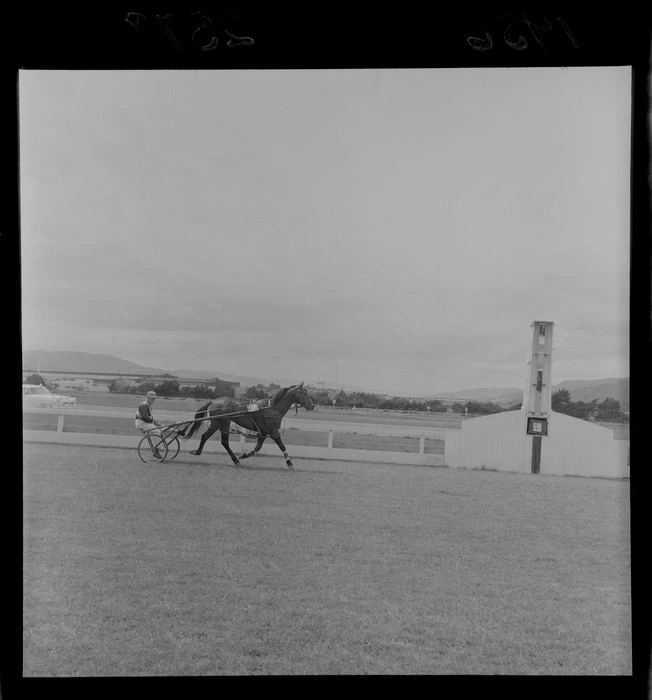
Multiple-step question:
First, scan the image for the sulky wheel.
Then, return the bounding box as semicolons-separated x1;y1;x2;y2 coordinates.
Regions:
138;434;169;464
166;437;181;461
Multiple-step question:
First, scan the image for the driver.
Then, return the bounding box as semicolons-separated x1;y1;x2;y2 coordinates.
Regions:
135;391;165;459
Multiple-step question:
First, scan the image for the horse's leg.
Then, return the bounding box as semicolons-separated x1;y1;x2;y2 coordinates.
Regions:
220;430;241;466
240;435;266;460
189;423;217;455
271;435;294;469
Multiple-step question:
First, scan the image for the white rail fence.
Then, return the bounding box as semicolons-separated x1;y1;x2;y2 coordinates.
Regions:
22;407;448;459
23;408;447;435
283;418;448;439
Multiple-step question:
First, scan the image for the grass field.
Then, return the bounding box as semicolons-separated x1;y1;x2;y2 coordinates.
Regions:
23;442;631;676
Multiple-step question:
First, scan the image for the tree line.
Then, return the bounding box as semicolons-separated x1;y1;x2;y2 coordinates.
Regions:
304;388;521;414
551;388;628;421
107;378;237;399
313;388;627;421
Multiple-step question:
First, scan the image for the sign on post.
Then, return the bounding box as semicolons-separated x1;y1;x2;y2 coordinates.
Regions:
527;417;548;436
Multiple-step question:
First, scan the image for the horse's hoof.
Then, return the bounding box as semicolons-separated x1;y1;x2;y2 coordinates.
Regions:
286;461;294;469
190;450;199;456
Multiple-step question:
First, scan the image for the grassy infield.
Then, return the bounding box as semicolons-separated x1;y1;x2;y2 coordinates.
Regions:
23;442;631;676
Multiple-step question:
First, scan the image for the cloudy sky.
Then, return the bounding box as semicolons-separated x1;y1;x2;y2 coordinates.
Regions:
19;68;630;395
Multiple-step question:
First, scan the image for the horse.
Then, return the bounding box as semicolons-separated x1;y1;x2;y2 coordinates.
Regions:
183;382;315;469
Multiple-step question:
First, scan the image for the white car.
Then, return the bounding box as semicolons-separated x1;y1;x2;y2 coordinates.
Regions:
22;384;77;408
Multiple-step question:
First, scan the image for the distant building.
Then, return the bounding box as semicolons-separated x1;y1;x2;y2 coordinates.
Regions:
175;378;239;390
22;369;173;393
22;371;111;392
52;378;97;392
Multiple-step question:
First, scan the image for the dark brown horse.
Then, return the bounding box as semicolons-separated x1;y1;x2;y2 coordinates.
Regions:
183;382;315;468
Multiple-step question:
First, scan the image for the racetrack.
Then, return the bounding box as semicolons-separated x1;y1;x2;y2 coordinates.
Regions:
23;443;631;676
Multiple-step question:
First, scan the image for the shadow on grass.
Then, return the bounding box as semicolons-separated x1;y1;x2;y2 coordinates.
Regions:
163;455;339;476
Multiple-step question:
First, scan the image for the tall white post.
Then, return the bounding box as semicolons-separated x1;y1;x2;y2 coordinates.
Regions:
523;321;554;418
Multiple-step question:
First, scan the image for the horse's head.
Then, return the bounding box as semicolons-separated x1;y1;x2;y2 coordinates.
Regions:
291;381;315;411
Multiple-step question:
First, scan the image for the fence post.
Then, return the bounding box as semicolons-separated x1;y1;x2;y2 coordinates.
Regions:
328;430;334;449
57;413;65;433
419;435;425;454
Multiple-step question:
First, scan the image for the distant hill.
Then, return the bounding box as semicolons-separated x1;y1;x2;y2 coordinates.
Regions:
23;351;279;385
22;351;368;392
22;350;166;375
554;378;629;410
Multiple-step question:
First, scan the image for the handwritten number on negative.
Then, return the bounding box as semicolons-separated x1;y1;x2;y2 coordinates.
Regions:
156;14;183;52
523;15;553;53
557;17;580;48
125;12;146;31
124;11;254;52
468;15;579;51
467;31;493;51
503;19;528;50
191;11;219;51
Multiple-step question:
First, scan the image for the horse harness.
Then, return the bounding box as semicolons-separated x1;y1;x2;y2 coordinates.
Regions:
238;403;282;438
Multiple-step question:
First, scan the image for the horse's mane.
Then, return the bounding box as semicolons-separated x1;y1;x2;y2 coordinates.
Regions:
270;385;298;407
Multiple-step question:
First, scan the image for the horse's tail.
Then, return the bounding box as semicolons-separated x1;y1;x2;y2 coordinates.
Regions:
184;402;213;441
